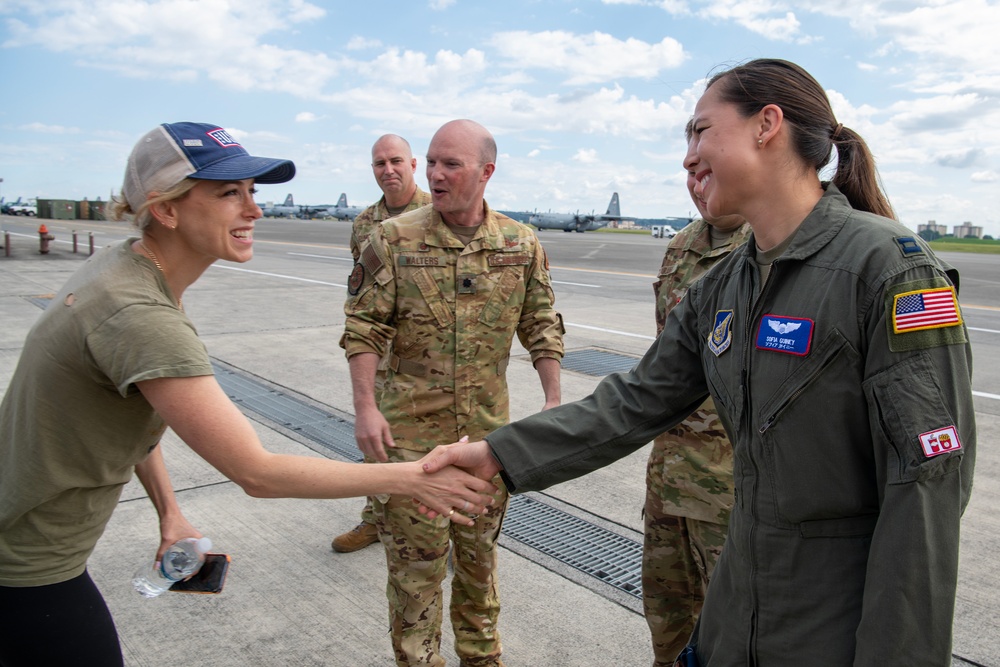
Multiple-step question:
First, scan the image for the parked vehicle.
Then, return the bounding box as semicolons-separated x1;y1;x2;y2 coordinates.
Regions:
650;224;677;239
6;199;37;216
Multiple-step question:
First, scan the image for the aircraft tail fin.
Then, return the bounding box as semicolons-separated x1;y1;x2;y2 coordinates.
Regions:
337;193;348;208
605;192;620;217
283;194;294;206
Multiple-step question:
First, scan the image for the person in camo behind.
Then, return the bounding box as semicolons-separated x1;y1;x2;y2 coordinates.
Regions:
342;119;563;666
332;133;433;554
642;122;751;665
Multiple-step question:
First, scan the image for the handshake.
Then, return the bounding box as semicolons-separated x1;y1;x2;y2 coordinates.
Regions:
411;437;504;525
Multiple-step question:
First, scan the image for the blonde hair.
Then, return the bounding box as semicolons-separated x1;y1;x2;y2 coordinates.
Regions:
109;178;199;231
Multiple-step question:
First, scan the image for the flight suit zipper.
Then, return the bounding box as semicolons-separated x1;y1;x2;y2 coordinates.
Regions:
740;256;775;667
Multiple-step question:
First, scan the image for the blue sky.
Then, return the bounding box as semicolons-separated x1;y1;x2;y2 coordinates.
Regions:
2;0;998;237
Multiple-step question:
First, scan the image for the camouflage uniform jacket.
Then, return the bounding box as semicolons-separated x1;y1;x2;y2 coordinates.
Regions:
349;186;433;261
649;217;752;523
341;202;564;452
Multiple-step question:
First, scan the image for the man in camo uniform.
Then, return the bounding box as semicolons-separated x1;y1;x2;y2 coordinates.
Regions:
643;146;751;666
332;134;434;554
341;119;563;667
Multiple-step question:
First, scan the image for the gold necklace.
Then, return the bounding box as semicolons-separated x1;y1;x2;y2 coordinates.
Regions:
139;240;183;311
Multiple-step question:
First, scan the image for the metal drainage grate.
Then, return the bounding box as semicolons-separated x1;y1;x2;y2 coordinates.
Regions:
213;363;362;463
213;362;643;600
504;495;642;597
561;348;639;377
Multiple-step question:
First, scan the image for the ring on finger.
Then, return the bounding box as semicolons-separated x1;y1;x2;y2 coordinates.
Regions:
462;500;470;512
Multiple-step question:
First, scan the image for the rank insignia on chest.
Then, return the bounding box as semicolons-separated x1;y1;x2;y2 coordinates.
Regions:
755;314;814;356
708;310;734;356
458;274;477;294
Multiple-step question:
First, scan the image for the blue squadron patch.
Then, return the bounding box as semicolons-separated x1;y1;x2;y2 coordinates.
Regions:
755;314;814;356
708;310;734;356
895;236;924;257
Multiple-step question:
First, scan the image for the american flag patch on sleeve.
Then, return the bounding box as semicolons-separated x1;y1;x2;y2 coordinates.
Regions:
892;287;962;334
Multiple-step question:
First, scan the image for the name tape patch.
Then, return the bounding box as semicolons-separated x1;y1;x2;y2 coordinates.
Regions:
756;315;814;356
398;255;440;266
892;287;961;334
918;425;962;458
488;254;531;266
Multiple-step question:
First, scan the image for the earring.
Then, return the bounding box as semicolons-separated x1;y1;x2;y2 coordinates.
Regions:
757;139;763;148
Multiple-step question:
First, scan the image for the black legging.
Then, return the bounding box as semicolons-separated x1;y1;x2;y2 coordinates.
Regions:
0;570;124;666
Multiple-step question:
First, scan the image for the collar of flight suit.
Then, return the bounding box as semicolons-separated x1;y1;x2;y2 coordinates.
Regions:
739;182;853;270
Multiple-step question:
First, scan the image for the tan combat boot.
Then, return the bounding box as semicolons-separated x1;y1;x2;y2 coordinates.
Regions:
331;522;379;553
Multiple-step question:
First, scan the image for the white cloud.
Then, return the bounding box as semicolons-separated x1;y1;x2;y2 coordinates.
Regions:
693;1;805;41
574;148;599;163
488;31;686;84
18;122;80;134
971;171;999;183
428;0;456;9
1;0;343;97
346;36;382;50
295;112;321;122
352;48;487;89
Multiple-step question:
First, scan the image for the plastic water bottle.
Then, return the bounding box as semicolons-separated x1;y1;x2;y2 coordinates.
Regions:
132;537;212;598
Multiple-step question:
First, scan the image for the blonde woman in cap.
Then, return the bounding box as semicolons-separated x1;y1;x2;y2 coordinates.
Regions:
0;122;495;666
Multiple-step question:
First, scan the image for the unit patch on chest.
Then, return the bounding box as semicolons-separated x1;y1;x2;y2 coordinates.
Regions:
755;315;814;356
708;310;734;356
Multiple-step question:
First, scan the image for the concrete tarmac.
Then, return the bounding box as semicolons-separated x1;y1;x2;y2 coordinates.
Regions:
1;216;997;666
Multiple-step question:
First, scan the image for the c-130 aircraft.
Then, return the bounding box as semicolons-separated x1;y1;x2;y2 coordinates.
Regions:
528;192;633;232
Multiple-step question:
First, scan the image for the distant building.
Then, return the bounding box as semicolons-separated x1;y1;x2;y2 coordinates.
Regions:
918;220;949;236
953;222;983;239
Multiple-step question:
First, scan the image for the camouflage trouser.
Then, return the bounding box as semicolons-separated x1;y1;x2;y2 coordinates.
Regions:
642;490;727;667
373;447;509;667
359;497;376;525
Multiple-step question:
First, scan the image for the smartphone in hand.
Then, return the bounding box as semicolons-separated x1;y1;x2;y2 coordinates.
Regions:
170;553;230;594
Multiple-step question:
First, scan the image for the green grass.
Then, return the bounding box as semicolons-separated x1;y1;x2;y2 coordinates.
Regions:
928;238;1000;254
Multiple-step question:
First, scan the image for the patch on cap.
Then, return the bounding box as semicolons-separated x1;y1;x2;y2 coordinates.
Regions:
206;128;240;148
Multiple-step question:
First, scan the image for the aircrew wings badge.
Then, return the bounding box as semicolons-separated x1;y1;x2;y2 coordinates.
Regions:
708;310;734;356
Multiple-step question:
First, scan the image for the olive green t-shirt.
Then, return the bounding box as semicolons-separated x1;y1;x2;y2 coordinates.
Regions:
0;239;213;586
